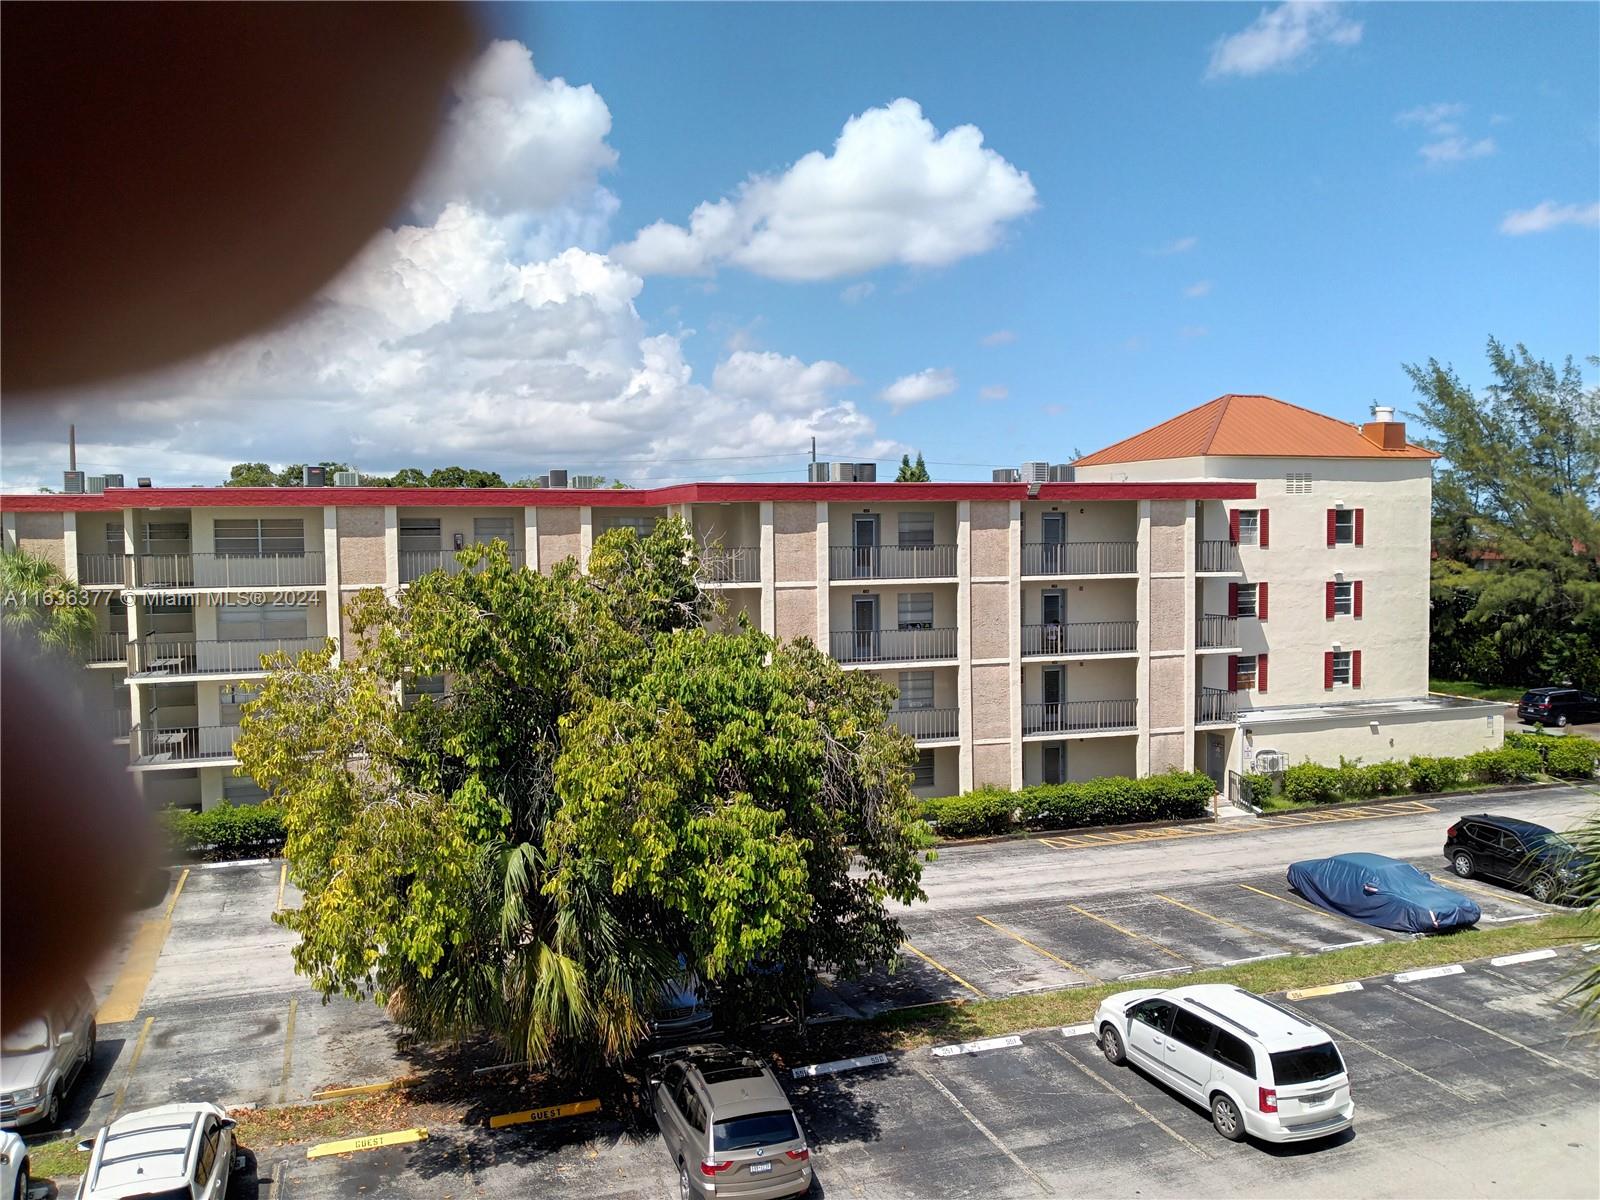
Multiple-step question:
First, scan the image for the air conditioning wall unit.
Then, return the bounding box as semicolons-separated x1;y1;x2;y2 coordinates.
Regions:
333;471;360;487
1251;751;1288;773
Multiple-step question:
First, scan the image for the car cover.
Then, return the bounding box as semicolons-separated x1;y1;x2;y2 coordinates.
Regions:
1286;852;1481;933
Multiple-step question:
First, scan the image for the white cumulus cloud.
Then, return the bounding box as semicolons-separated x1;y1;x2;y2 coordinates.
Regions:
1499;201;1600;236
978;385;1009;402
1419;136;1496;165
1206;2;1362;79
1395;102;1495;166
879;368;957;413
612;98;1037;281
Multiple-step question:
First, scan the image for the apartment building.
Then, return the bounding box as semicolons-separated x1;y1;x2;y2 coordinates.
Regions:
1;394;1501;811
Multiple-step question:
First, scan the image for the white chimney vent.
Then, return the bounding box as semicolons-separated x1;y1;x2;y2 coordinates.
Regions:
1372;405;1395;422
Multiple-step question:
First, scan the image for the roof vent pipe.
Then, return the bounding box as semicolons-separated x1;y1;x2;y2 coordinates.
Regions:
1372;405;1395;422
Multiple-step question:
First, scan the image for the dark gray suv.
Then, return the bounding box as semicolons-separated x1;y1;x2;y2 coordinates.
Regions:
649;1045;812;1199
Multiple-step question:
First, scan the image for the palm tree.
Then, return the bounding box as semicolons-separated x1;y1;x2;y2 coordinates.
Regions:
0;547;96;660
1566;807;1600;1021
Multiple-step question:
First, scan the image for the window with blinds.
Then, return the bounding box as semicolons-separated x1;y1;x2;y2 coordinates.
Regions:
142;522;190;553
897;592;934;630
105;523;125;554
898;512;935;547
898;670;935;710
402;673;447;708
598;514;658;536
912;750;936;789
218;603;309;641
220;685;261;725
399;518;442;553
223;773;269;805
214;517;305;555
473;517;515;546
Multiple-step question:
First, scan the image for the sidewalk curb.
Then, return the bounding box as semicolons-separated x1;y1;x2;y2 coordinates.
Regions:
1254;779;1562;820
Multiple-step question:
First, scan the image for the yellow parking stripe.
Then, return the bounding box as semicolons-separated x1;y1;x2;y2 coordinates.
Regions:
312;1079;409;1100
1153;893;1299;954
101;868;190;1025
110;1016;154;1118
163;867;190;920
306;1127;429;1158
275;862;287;912
975;915;1103;982
1067;904;1190;963
1234;881;1328;916
488;1099;600;1129
903;941;987;998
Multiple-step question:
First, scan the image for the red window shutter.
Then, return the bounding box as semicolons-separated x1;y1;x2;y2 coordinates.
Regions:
1229;509;1240;544
1257;581;1269;620
1257;653;1268;693
1324;651;1335;690
1325;581;1335;619
1228;655;1239;691
1258;509;1270;548
1354;508;1365;546
1228;582;1239;617
1354;580;1363;618
1326;509;1337;546
1352;649;1362;689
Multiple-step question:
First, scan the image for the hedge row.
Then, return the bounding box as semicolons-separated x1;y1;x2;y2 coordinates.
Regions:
919;771;1215;839
1505;731;1600;779
163;802;286;862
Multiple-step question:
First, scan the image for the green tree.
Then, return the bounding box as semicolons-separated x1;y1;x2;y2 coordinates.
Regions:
235;519;931;1065
1407;339;1600;689
390;467;429;487
0;549;95;660
896;453;931;482
427;466;507;488
224;462;277;487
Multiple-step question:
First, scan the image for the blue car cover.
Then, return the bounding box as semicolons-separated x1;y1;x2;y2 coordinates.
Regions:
1286;852;1481;933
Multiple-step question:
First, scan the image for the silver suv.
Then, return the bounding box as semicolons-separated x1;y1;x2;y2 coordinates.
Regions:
649;1045;812;1199
1;982;96;1129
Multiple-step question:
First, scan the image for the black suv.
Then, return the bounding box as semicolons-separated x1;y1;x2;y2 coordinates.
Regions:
1517;688;1600;728
1444;813;1589;903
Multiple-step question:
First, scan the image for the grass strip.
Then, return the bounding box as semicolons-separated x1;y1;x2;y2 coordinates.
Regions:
1429;678;1525;704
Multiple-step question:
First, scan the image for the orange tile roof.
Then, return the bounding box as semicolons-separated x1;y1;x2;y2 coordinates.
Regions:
1074;394;1439;466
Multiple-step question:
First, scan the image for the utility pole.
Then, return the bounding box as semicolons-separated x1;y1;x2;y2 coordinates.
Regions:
810;436;816;466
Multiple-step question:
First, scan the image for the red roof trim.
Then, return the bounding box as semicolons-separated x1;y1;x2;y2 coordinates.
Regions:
0;480;1255;513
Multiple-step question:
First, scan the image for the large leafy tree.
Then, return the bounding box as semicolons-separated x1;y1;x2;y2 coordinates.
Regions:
235;519;931;1065
1406;339;1600;688
0;548;95;660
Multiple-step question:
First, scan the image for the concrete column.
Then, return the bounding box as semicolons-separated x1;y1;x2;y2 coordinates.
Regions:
523;506;539;573
323;507;341;659
1182;500;1198;769
1;511;16;552
1135;499;1152;777
579;506;593;570
759;501;776;635
122;508;143;647
814;501;830;648
382;507;399;597
1007;499;1023;790
957;500;974;793
62;511;79;582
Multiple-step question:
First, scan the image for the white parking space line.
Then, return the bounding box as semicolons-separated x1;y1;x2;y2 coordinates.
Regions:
1381;985;1600;1081
930;1034;1022;1059
1279;1003;1477;1104
1119;966;1194;981
1060;1023;1095;1038
1219;952;1292;967
909;1061;1054;1193
1392;964;1464;983
1491;949;1559;966
1039;1042;1211;1160
1316;939;1383;951
791;1053;890;1079
1482;914;1540;923
1284;981;1363;1000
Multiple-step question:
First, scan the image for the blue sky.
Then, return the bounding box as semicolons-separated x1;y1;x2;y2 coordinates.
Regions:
7;2;1596;489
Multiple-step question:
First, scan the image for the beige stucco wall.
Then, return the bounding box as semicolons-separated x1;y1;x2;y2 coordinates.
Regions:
537;506;581;570
592;506;668;537
1023;658;1136;704
336;507;386;586
826;502;959;552
1022;500;1137;543
692;503;761;553
1022;579;1137;625
1148;731;1186;774
829;584;957;633
1022;736;1137;785
144;770;202;810
968;501;1010;577
970;663;1012;740
1243;705;1502;770
915;745;960;798
1148;501;1187;574
972;742;1011;789
16;512;66;568
1148;656;1186;728
773;503;817;582
708;588;762;634
1147;576;1186;652
969;581;1011;658
774;587;817;643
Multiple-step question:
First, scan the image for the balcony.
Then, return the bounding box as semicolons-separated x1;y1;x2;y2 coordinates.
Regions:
127;636;326;680
830;544;957;580
77;553;126;586
1023;698;1137;736
1022;620;1137;657
130;552;325;589
888;707;960;741
89;631;128;664
1197;687;1238;724
400;548;525;583
1196;614;1239;649
130;724;241;765
697;547;760;584
1196;541;1242;573
830;626;958;665
1022;541;1137;577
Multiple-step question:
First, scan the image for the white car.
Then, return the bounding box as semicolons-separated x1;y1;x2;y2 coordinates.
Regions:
77;1102;237;1200
1093;983;1355;1144
0;1129;31;1200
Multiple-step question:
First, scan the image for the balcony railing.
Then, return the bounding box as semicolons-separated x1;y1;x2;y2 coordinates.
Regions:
128;636;326;679
1022;620;1137;656
698;547;760;584
888;707;960;741
1197;687;1238;724
1022;541;1137;576
830;627;958;664
400;548;525;583
130;552;325;589
829;544;957;580
1196;614;1239;649
130;724;241;765
1023;698;1137;736
1197;541;1242;573
77;553;126;586
89;631;128;663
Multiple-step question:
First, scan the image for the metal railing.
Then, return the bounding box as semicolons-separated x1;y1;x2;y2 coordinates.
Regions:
1021;620;1137;656
829;544;958;580
1196;541;1242;572
1196;614;1239;648
888;707;960;741
89;631;128;663
77;553;126;585
1021;541;1137;576
130;724;242;764
697;547;760;583
1023;698;1137;735
1197;687;1238;724
829;626;958;664
399;548;525;583
130;552;325;588
128;636;325;678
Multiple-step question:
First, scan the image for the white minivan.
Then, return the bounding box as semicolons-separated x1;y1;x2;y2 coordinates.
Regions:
1093;983;1354;1144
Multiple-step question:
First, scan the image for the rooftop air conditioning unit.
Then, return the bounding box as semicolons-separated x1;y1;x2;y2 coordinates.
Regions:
1021;461;1051;484
87;475;107;494
992;468;1021;483
62;471;85;494
102;473;125;489
137;478;153;488
547;469;568;489
333;471;360;487
1048;464;1074;482
808;462;831;483
571;475;601;489
833;462;876;483
302;465;327;487
535;475;550;489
